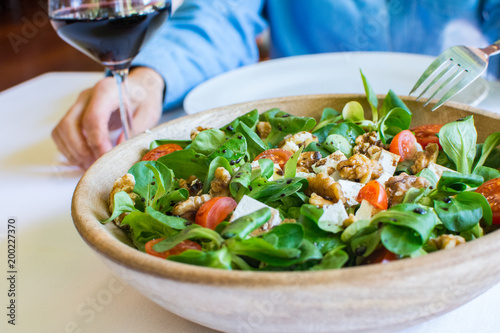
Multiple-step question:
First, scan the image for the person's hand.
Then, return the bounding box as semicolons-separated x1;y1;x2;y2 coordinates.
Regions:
52;67;165;169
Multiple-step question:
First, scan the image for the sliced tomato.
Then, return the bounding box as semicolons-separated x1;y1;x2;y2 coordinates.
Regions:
411;124;443;149
357;180;388;210
195;196;238;230
253;148;293;169
475;177;500;225
389;130;417;160
363;248;398;264
141;143;183;161
145;238;202;259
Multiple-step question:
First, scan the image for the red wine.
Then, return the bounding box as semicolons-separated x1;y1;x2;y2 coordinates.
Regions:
50;2;170;70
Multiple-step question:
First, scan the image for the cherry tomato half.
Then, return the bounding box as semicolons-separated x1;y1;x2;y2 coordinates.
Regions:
254;148;293;169
141;143;183;161
195;196;238;230
357;180;388;210
145;238;202;259
363;248;398;265
389;130;417;160
411;124;443;149
475;177;500;225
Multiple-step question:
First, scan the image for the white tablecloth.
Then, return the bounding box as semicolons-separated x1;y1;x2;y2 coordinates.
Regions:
1;72;500;333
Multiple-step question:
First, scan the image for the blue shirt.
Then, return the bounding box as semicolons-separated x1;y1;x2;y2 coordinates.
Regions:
132;0;500;110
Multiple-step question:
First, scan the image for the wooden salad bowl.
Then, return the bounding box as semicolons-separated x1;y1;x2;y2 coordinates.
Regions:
72;94;500;333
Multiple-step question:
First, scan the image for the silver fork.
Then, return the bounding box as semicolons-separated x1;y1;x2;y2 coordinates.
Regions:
409;39;500;110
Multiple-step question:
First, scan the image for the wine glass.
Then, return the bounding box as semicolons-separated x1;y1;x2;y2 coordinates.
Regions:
48;0;171;140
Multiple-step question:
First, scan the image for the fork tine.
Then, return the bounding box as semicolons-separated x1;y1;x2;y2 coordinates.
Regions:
423;67;465;107
415;61;455;101
431;75;471;111
409;54;451;95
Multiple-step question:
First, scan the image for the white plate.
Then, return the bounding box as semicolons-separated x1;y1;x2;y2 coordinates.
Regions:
183;52;489;114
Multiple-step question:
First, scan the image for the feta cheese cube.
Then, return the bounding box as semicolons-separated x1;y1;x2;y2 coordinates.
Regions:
355;200;375;220
338;179;364;207
377;149;400;176
427;162;457;179
318;201;348;233
229;195;281;229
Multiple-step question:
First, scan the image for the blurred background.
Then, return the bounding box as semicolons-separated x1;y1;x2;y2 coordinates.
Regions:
0;0;187;92
0;0;103;92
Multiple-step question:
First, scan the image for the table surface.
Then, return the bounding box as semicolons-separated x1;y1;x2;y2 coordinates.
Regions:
1;71;500;333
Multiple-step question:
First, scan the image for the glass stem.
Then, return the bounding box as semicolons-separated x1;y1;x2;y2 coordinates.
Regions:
112;68;133;140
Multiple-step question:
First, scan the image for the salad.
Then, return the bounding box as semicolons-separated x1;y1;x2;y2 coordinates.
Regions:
103;72;500;271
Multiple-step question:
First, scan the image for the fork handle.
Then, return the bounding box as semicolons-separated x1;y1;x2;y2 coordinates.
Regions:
480;39;500;57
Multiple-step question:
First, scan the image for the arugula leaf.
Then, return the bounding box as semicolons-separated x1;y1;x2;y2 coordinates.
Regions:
190;129;226;155
145;206;190;230
342;101;365;122
249;177;307;203
235;122;267;160
439;116;477;174
154;225;224;252
260;109;316;147
262;223;304;249
380;89;411;118
350;227;381;257
120;211;180;250
202;156;233;194
208;133;247;167
221;109;260;136
229;162;252;201
154;189;189;214
327;122;365;145
436;171;484;194
101;191;139;224
310;246;348;270
221;207;271;239
158;149;209;180
378;107;412;144
372;204;437;255
434;191;492;232
303;141;331;157
474;131;500;170
311;108;342;133
360;69;379;122
168;247;233;269
298;211;343;254
149;139;191;150
473;166;500;182
128;161;172;208
284;146;304;178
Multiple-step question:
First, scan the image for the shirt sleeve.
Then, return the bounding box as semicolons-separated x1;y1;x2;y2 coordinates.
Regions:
132;0;267;110
480;0;500;78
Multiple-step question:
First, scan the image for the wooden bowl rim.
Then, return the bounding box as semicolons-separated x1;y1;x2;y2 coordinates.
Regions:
72;94;500;287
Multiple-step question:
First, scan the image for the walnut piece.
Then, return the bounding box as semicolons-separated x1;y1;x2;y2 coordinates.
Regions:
312;151;347;176
410;143;439;174
309;192;336;208
179;175;203;197
190;126;213;140
209;167;232;197
385;172;430;207
337;154;383;183
304;173;346;204
342;213;357;228
428;234;466;250
279;131;318;152
256;121;272;140
172;194;212;222
108;173;138;226
353;131;384;158
296;151;322;173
